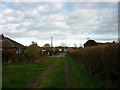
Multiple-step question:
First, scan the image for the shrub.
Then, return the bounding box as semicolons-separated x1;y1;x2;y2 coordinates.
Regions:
26;43;40;62
68;43;120;88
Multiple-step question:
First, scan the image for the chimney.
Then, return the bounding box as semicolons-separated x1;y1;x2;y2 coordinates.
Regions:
2;34;4;39
0;34;4;40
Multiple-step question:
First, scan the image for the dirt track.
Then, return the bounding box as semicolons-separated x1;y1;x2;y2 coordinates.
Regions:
64;60;71;88
26;60;57;88
26;53;67;88
49;53;66;57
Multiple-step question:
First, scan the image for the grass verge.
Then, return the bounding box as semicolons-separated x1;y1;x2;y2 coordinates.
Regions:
65;54;104;88
2;57;56;88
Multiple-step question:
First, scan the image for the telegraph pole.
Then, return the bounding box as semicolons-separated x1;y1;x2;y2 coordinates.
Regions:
51;36;53;48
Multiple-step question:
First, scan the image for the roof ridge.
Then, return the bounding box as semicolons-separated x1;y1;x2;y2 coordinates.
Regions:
5;37;25;47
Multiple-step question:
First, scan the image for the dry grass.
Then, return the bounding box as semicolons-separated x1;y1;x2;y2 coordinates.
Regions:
68;43;120;88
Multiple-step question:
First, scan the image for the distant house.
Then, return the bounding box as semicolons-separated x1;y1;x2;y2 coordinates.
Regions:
84;40;115;47
43;44;50;48
39;47;47;55
41;44;51;55
84;40;97;47
0;34;25;53
54;46;68;52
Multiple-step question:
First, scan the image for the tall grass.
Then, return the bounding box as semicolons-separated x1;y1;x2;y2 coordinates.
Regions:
68;43;120;88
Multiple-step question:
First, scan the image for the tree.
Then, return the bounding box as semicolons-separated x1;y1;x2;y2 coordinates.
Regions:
31;41;37;45
74;43;77;50
44;44;51;51
27;41;40;62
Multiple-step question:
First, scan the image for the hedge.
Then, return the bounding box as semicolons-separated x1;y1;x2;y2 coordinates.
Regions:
68;43;120;88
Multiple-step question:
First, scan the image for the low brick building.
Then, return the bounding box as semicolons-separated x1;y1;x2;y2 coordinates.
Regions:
0;34;25;63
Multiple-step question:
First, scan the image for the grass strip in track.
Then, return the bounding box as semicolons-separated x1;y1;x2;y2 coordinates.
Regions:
2;57;56;88
65;54;104;88
38;57;66;88
39;57;57;68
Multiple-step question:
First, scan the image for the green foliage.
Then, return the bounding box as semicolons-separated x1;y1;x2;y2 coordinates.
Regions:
27;42;40;61
68;43;120;88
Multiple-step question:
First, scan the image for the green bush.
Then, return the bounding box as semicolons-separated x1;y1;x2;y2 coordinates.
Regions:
26;43;40;62
68;43;120;88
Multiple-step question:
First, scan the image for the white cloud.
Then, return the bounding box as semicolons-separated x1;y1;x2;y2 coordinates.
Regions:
1;2;118;46
1;0;119;2
37;5;50;15
5;17;21;23
47;14;65;21
0;13;3;18
0;19;5;24
1;24;24;37
3;9;14;15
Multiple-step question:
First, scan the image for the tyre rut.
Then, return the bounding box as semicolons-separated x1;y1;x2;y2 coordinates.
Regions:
64;60;71;88
26;60;57;88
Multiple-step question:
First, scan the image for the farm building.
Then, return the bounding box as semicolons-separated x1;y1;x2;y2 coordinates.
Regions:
0;34;25;53
84;39;116;47
0;34;26;63
84;40;97;47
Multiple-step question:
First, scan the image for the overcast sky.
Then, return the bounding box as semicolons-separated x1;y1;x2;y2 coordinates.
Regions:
0;0;118;47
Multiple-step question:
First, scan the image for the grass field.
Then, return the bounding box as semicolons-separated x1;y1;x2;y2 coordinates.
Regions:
2;57;55;88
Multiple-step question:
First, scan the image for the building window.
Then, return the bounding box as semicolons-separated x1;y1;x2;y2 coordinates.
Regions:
16;49;20;54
